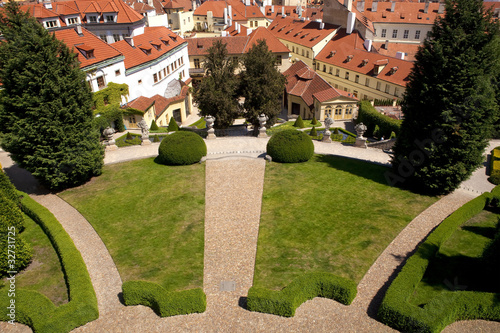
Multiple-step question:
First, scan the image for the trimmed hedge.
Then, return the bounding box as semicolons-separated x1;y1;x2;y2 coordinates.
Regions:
150;119;159;131
122;280;206;317
357;100;401;138
310;126;317;137
377;192;500;333
266;129;314;163
0;170;20;204
157;131;207;166
247;272;357;317
488;147;500;185
0;194;99;332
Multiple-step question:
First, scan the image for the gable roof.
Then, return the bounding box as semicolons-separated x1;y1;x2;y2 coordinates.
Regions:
245;27;289;53
162;0;193;11
112;26;186;70
268;16;339;48
284;60;357;109
264;5;323;21
315;29;413;87
125;82;190;117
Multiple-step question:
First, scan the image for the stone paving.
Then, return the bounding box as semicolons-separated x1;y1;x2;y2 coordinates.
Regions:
1;137;500;333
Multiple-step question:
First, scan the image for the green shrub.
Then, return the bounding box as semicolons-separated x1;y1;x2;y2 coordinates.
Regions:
0;192;25;234
167;117;180;132
150;119;159;131
293;116;305;128
373;124;380;138
126;132;133;140
311;116;318;125
153;135;160;143
390;131;396;139
157;131;207;166
377;193;500;333
333;128;339;134
0;193;98;332
266;129;314;163
331;133;343;142
0;170;20;204
310;127;317;137
489;150;500;185
0;235;32;276
247;272;357;317
122;280;206;317
357;100;401;138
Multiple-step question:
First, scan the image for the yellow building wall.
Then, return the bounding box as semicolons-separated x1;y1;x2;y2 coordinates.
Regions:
287;94;312;119
315;98;357;122
280;39;314;67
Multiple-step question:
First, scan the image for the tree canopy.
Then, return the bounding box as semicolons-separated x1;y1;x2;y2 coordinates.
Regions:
240;39;286;128
0;1;104;190
388;0;500;194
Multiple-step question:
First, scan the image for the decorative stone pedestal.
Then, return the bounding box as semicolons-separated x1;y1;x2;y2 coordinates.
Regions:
206;116;216;139
207;128;216;140
355;137;367;148
105;144;118;151
258;127;268;138
322;129;332;143
141;138;151;146
257;114;268;138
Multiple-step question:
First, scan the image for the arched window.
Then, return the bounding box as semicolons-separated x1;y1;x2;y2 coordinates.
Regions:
325;105;332;118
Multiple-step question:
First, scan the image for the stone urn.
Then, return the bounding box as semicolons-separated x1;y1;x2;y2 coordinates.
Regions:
354;122;368;148
103;126;118;150
258;113;268;138
322;117;334;143
205;115;216;139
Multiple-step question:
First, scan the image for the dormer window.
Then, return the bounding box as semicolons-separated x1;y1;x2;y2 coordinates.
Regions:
301;33;309;39
105;14;116;23
361;59;369;67
328;50;336;58
140;47;152;55
346;55;353;62
76;44;95;59
151;42;161;51
162;39;170;46
169;35;177;42
286;29;293;34
389;66;398;75
310;35;319;41
373;59;389;75
294;31;302;37
87;15;98;23
67;17;79;26
45;20;58;28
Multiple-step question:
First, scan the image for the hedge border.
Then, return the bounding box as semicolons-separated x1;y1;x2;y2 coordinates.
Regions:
488;147;500;184
377;191;500;333
246;272;357;317
356;100;402;138
122;280;206;317
0;193;98;332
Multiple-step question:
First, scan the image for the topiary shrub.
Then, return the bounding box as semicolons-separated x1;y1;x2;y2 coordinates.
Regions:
311;116;318;125
267;129;314;163
0;169;20;205
153;135;160;143
157;131;207;165
310;126;317;137
126;132;133;140
333;128;339;135
390;131;396;139
167;117;180;132
150;119;159;131
293;116;305;128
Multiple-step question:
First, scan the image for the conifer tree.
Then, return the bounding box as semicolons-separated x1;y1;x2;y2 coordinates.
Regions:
167;116;179;132
240;39;286;128
389;0;500;194
150;119;159;131
0;1;104;190
193;40;240;129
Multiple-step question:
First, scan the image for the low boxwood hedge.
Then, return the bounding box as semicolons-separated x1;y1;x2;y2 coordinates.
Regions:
266;129;314;163
356;100;401;138
122;280;206;317
247;272;357;317
0;193;98;332
157;131;207;166
489;147;500;185
377;191;500;333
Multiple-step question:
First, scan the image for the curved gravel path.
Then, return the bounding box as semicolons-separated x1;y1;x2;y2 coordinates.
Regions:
1;138;500;332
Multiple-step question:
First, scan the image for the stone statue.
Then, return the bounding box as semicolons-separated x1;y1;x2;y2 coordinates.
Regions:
137;119;151;145
322;117;333;143
103;126;118;150
258;114;268;138
324;117;334;130
355;122;367;139
205;115;216;139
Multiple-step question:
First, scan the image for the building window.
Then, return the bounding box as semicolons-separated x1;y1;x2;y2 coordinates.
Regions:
302;49;305;56
385;84;390;93
97;76;105;89
365;78;370;87
345;72;349;80
316;63;320;70
355;75;359;83
325;106;332;118
392;29;398;38
67;17;78;25
381;29;386;38
167;66;170;74
194;58;200;69
100;34;107;42
276;55;282;65
46;20;58;28
171;64;174;72
323;65;326;72
329;66;333;74
250;21;253;27
153;73;158;83
88;15;97;23
415;30;421;39
335;105;342;115
292;46;295;53
105;15;115;22
138;79;142;84
336;69;340;77
376;81;381;90
113;34;120;42
403;30;409;39
345;105;353;115
395;87;400;97
115;69;121;76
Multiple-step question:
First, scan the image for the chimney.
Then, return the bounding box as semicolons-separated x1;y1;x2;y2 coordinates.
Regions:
75;24;83;35
221;31;227;37
344;0;352;12
346;11;355;34
271;5;274;12
192;0;197;11
438;2;445;14
247;28;252;35
356;1;364;12
319;22;324;30
282;6;284;15
125;36;134;47
424;2;429;14
238;24;241;34
390;1;396;12
363;39;372;52
384;39;389;50
224;7;228;25
371;0;377;12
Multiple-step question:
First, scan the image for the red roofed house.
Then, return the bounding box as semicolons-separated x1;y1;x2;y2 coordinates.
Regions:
314;29;412;101
283;60;358;121
22;0;147;44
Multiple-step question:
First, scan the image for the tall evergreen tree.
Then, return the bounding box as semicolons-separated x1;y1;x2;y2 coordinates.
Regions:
0;1;104;190
388;0;500;194
193;40;240;129
240;39;286;128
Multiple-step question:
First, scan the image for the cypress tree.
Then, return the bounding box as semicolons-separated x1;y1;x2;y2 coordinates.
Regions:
0;2;104;190
389;0;500;194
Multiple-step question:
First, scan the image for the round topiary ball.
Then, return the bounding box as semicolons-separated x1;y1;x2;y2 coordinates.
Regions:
158;131;207;165
267;129;314;163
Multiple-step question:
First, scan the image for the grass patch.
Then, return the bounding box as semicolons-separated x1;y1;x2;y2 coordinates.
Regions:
409;209;500;307
0;214;67;306
115;133;142;147
59;158;205;292
189;118;206;129
254;155;437;290
267;120;321;135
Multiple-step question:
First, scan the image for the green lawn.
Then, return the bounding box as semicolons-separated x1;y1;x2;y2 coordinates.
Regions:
59;158;205;292
267;120;321;135
0;214;68;306
409;209;499;307
189;118;206;129
254;155;437;290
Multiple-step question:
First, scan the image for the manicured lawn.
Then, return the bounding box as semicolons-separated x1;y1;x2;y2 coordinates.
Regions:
409;209;499;307
60;158;205;292
267;120;321;135
0;214;68;306
189;118;206;129
254;155;437;290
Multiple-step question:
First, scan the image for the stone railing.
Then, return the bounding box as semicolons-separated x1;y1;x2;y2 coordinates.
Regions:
367;138;396;151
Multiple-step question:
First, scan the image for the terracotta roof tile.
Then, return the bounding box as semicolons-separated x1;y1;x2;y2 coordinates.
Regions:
244;27;289;53
162;0;193;11
350;0;442;25
268;16;339;48
371;41;421;62
21;4;59;19
315;29;413;87
264;5;323;21
187;36;249;56
126;82;189;117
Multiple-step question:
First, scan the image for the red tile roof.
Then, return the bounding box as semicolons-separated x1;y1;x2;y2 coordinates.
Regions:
112;26;186;70
245;27;290;53
162;0;193;11
194;0;264;21
126;82;190;117
21;5;59;19
371;41;421;62
284;60;357;109
194;1;230;18
268;16;339;48
54;26;123;69
224;21;249;36
315;29;413;87
264;5;323;21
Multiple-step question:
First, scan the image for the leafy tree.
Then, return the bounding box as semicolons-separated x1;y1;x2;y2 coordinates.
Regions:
240;39;286;128
0;1;104;190
193;40;240;129
388;0;500;194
